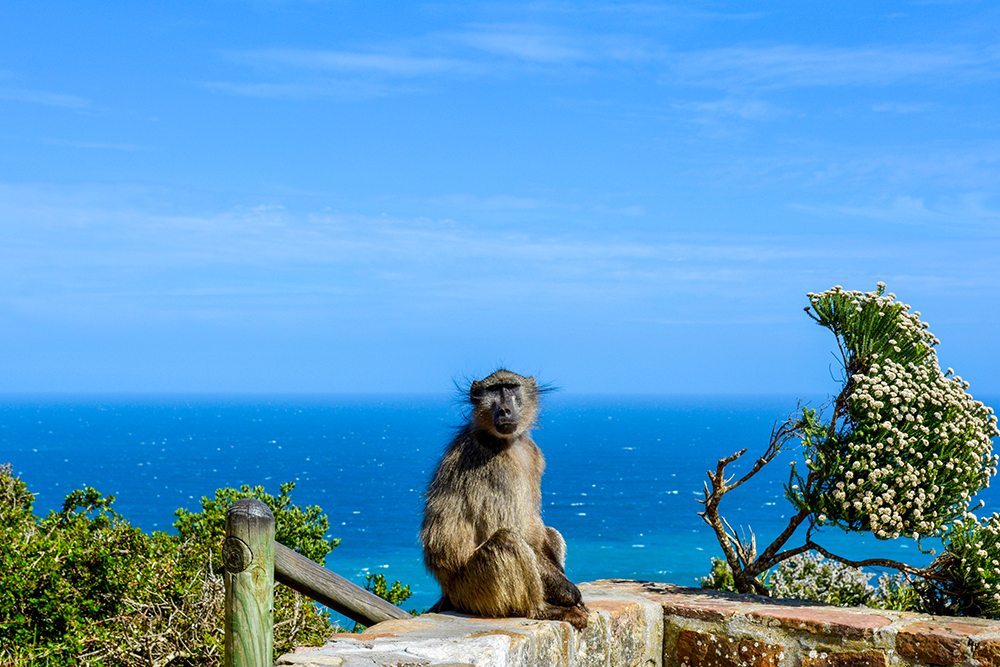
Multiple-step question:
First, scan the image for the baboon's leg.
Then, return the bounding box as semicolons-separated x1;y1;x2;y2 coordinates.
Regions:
447;528;544;618
538;526;584;609
543;526;567;570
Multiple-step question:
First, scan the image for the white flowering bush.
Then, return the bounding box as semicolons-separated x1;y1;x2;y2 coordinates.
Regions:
788;284;999;540
701;553;920;611
769;552;874;606
699;283;1000;618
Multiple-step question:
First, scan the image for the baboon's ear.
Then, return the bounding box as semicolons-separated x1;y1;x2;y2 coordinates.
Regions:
470;381;486;402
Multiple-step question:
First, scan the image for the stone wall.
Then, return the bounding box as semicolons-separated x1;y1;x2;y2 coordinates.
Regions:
276;580;1000;667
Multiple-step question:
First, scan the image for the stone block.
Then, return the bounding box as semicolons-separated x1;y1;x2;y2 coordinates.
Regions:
895;620;983;665
974;639;1000;667
800;650;886;667
579;583;664;667
591;580;741;621
674;629;782;667
748;606;890;639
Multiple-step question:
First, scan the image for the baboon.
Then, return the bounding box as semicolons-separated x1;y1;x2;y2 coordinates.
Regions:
420;369;589;629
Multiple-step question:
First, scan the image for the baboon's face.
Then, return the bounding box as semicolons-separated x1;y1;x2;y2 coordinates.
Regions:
494;383;523;435
472;380;528;438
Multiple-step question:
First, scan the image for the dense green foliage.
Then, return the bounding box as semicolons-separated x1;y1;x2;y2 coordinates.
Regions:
362;573;412;609
174;482;340;569
0;465;408;666
922;513;1000;619
698;557;736;593
0;469;164;664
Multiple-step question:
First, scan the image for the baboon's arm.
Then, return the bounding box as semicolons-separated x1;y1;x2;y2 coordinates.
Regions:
422;494;479;574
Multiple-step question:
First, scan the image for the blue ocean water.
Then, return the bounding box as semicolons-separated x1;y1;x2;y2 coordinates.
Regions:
4;393;998;616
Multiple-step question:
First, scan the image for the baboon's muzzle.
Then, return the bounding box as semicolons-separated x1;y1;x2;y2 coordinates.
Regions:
494;418;518;435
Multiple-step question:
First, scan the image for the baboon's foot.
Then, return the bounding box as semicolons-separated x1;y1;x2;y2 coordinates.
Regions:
543;603;589;630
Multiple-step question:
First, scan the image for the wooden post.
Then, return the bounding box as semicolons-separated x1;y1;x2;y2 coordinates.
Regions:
224;498;274;667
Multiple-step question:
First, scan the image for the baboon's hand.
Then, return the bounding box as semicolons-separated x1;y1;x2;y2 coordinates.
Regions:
543;574;583;607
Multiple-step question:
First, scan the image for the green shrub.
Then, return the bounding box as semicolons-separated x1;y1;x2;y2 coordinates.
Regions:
0;465;405;665
922;513;1000;619
0;467;153;664
362;573;412;608
699;557;737;592
351;573;416;632
174;482;340;568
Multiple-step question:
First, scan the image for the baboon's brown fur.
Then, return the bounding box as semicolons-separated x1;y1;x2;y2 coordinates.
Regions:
420;369;589;629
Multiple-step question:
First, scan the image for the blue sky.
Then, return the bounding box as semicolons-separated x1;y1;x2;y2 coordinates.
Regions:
2;1;998;395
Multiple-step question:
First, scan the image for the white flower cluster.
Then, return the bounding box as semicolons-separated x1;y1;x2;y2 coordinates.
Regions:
766;553;918;610
805;285;999;539
846;356;998;538
767;553;875;604
769;552;875;605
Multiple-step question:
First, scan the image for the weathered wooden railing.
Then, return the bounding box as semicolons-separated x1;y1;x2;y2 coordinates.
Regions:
222;498;413;667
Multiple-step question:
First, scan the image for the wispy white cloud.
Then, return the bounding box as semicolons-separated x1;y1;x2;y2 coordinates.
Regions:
593;203;645;216
451;25;585;63
674;97;786;122
207;19;1000;103
40;137;153;151
667;44;1000;90
835;195;943;223
0;181;925;294
210;23;654;98
218;25;596;86
209;43;484;98
424;193;554;211
791;192;1000;230
503;2;769;25
699;142;1000;197
809;146;1000;191
871;102;935;114
225;48;477;76
0;86;91;109
0;182;807;281
423;192;646;217
200;78;411;99
2;181;998;369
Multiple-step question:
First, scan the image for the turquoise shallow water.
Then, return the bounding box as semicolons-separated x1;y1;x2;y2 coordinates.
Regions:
4;392;997;616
